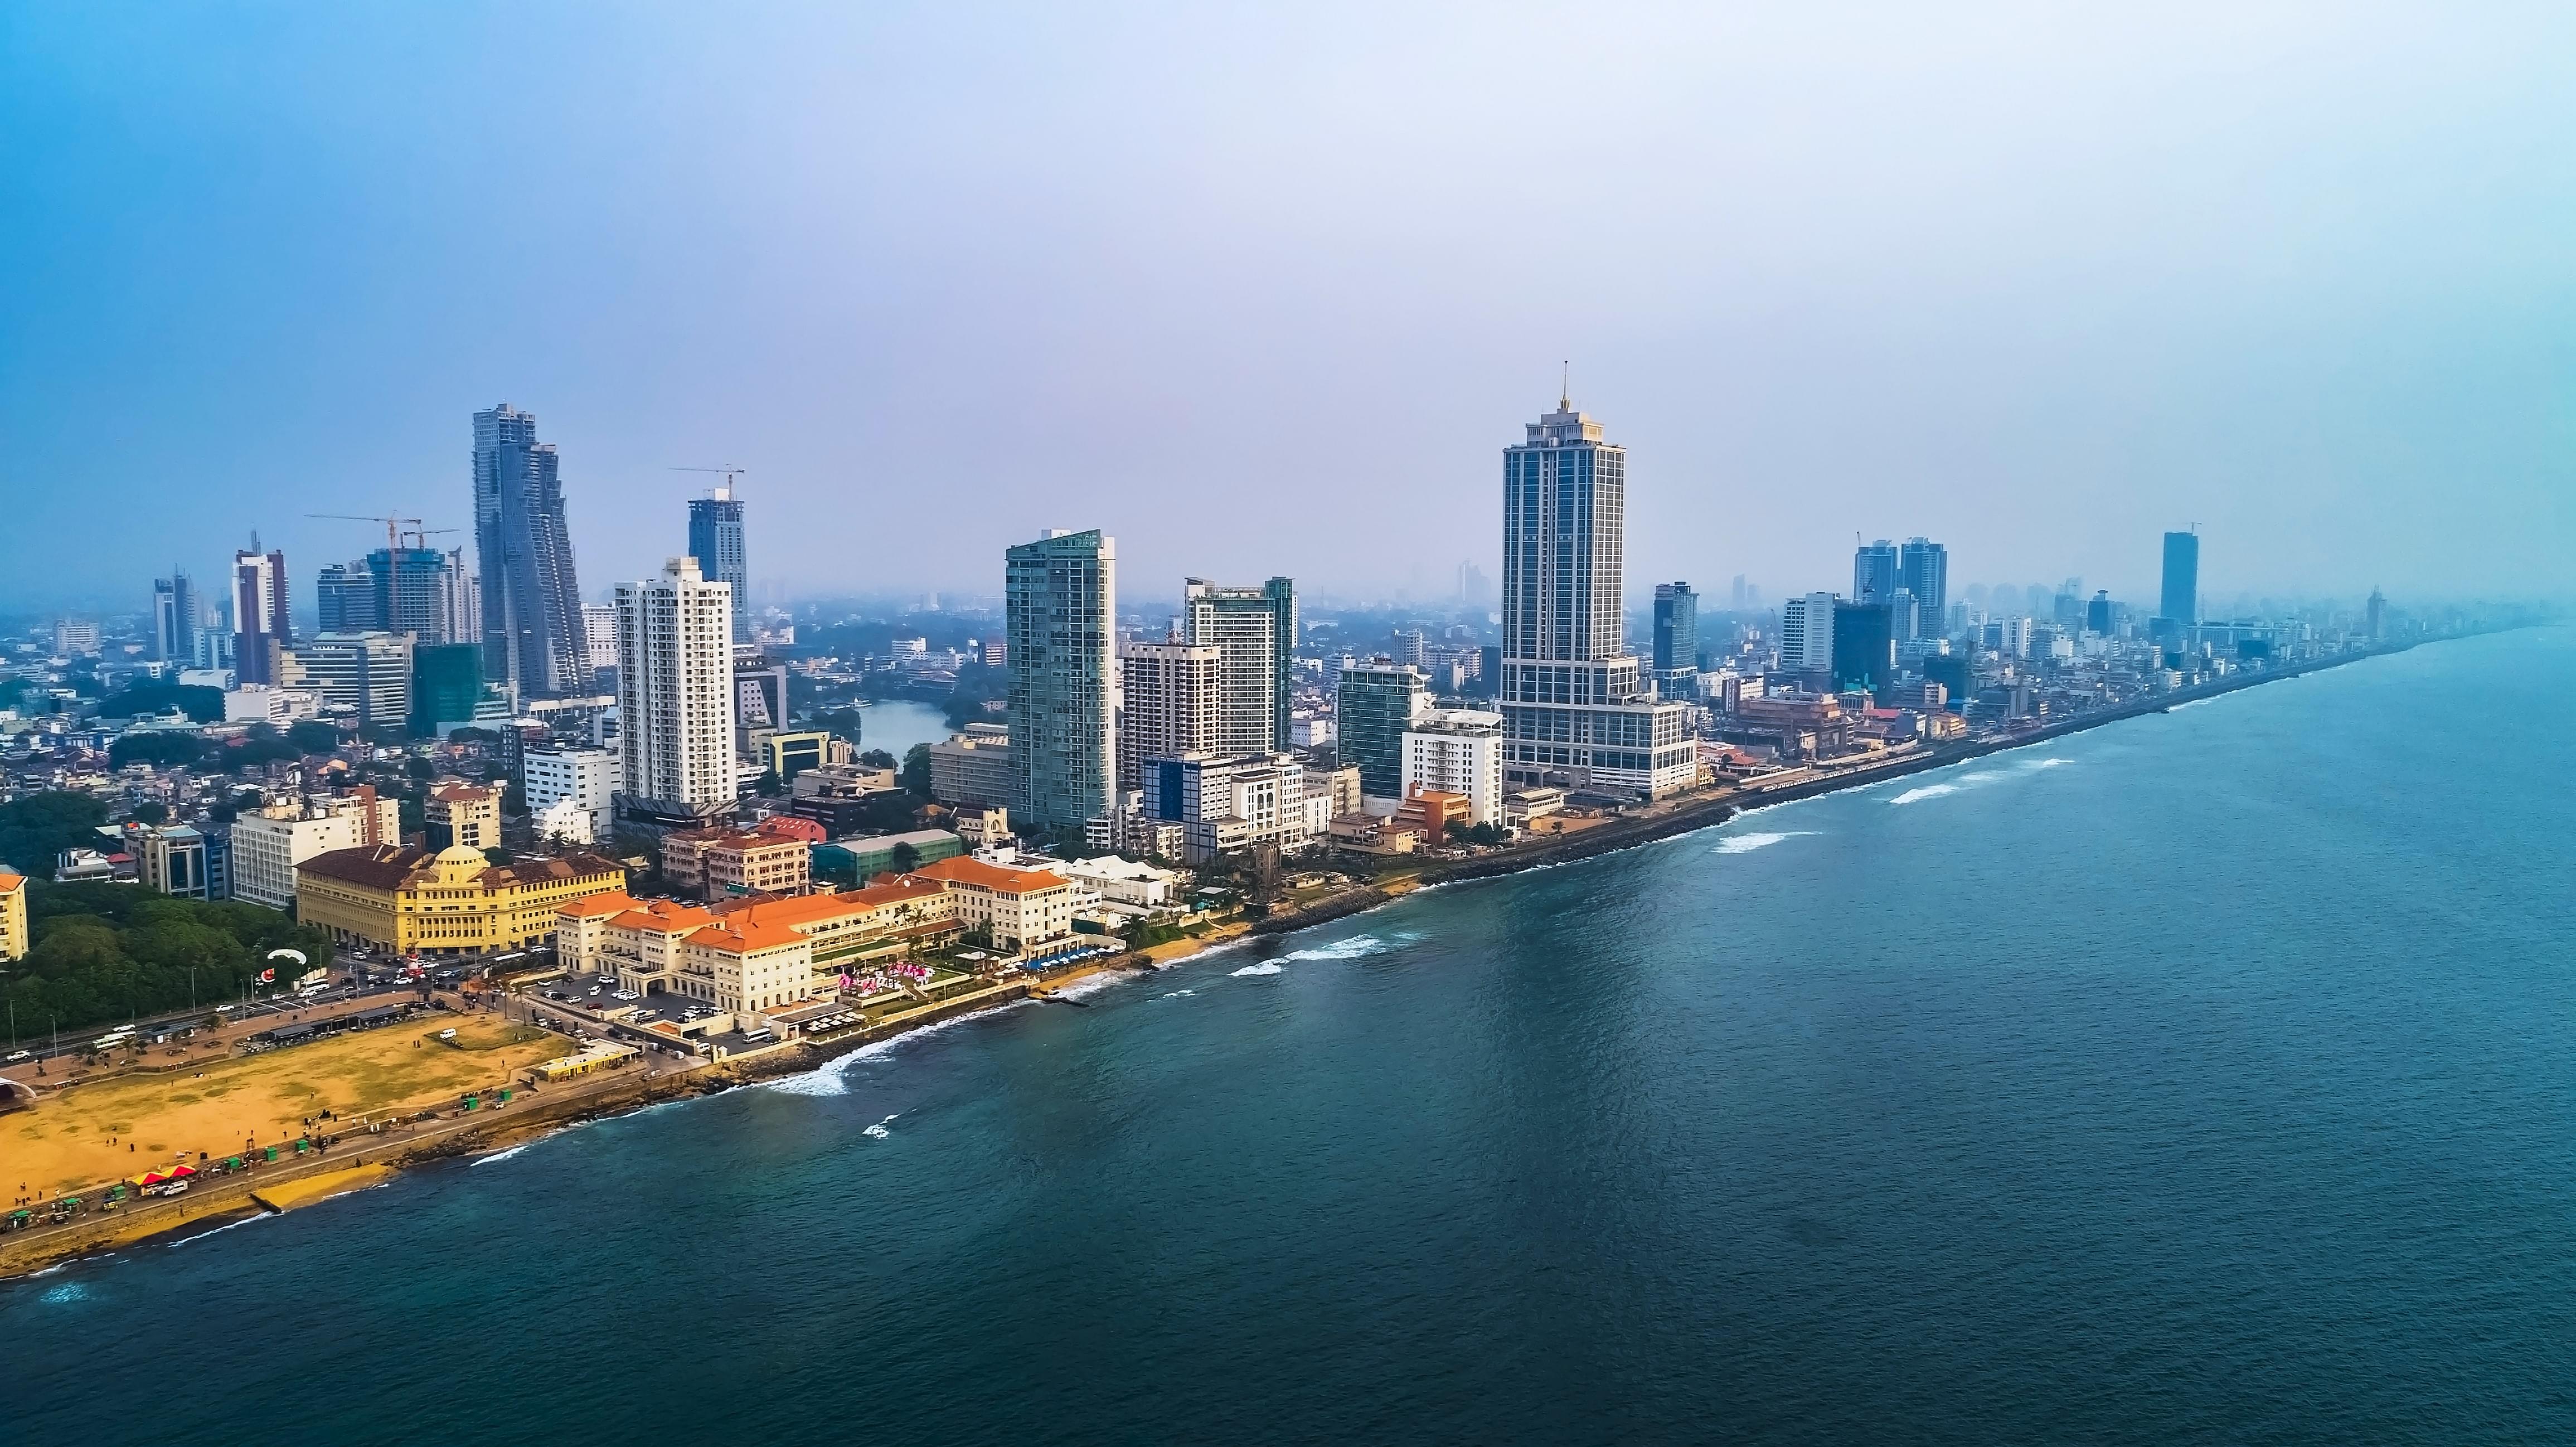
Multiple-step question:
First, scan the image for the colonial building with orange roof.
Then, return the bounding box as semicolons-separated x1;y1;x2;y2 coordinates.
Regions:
900;856;1081;951
0;870;27;962
556;876;964;1011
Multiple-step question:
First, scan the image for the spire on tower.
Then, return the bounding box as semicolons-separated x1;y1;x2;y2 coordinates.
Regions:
1559;360;1570;412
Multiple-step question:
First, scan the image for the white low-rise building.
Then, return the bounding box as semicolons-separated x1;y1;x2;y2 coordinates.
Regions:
228;791;401;910
1057;855;1178;909
524;746;619;844
224;684;322;725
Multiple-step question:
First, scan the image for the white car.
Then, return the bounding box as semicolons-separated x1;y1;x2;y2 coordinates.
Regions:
4;1050;30;1064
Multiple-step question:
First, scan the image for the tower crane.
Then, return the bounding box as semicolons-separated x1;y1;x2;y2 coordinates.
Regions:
670;465;748;497
308;513;425;553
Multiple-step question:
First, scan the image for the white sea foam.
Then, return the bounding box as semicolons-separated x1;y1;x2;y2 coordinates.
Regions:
2020;757;2073;770
1230;963;1285;977
1051;972;1128;1001
862;1112;898;1139
2170;697;2216;711
169;1212;273;1247
41;1283;88;1304
761;999;1036;1096
472;1142;531;1167
1887;783;1961;805
1159;988;1197;999
1713;831;1816;854
1277;931;1419;964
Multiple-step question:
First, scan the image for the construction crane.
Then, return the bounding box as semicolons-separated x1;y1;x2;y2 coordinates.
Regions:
670;465;747;497
309;513;425;553
402;526;462;551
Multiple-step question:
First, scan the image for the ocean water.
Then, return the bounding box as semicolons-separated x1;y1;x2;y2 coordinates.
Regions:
9;629;2574;1445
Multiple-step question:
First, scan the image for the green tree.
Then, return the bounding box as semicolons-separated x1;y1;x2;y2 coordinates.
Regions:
128;801;171;826
890;841;921;873
0;792;109;875
405;756;436;781
753;769;785;798
287;720;343;754
97;682;225;722
109;732;211;769
858;748;898;771
899;742;933;794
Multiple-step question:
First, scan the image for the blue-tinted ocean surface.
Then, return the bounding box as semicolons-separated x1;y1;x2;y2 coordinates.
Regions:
9;629;2573;1445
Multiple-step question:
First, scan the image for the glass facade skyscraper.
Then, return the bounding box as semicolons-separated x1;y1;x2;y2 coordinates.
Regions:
1496;396;1695;798
687;488;749;640
2160;531;2199;629
1853;540;1901;604
1830;600;1895;695
474;402;588;699
1898;538;1948;625
1337;661;1426;798
1651;581;1698;694
1005;528;1116;832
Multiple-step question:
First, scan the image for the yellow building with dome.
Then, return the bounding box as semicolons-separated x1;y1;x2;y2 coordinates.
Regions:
295;843;627;956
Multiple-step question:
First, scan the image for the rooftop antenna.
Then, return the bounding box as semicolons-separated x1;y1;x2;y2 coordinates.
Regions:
1560;361;1570;411
671;465;747;501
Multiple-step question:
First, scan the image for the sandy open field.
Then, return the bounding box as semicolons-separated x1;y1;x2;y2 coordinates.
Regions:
7;1016;569;1199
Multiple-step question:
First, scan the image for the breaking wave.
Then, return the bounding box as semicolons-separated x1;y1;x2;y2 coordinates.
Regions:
862;1113;898;1140
168;1213;274;1247
1713;831;1816;854
762;999;1036;1096
1230;963;1284;977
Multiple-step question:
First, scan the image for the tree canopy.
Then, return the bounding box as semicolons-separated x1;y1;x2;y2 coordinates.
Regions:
0;792;108;875
4;882;334;1040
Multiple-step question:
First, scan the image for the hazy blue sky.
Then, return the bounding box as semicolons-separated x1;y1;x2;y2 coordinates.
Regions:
5;3;2572;613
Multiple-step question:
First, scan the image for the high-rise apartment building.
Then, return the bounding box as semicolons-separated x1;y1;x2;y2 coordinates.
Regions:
1652;581;1699;696
474;402;589;698
362;546;474;643
1181;576;1296;754
616;556;740;822
232;545;290;684
1779;592;1837;677
523;747;619;844
2366;587;2387;642
302;631;415;732
1336;661;1427;799
1852;540;1902;604
1005;529;1116;833
2158;530;2200;635
1495;396;1694;797
687;487;750;641
1897;538;1948;621
1117;641;1222;790
582;603;619;674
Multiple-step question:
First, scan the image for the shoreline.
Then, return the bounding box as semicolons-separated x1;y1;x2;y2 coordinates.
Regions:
0;630;2498;1282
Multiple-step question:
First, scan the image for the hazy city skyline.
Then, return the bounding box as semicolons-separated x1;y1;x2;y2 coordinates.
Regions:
7;3;2574;611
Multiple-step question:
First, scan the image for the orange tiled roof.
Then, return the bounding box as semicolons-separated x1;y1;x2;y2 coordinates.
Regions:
685;920;806;953
908;856;1069;895
558;891;642;918
840;875;950;909
0;872;24;892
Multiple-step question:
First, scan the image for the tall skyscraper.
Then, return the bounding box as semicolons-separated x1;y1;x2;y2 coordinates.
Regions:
2159;530;2200;631
231;543;289;685
302;632;414;733
615;556;740;822
1496;394;1694;797
1651;581;1698;693
2366;587;2387;642
1181;576;1296;753
317;561;376;633
151;572;200;664
1005;528;1116;832
1853;540;1902;603
687;487;749;641
1116;641;1222;789
474;402;588;699
1779;592;1836;677
1898;538;1948;625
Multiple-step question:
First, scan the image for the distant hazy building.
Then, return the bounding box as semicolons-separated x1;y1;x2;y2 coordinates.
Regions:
1117;640;1222;790
152;572;202;664
1778;592;1837;678
474;402;589;698
302;631;414;732
1898;538;1949;626
1853;540;1901;605
581;603;619;674
687;485;750;641
317;561;376;633
2085;590;2114;635
1337;661;1427;799
615;556;740;822
2158;530;2200;641
1004;529;1116;832
1182;576;1296;753
232;545;290;685
2366;587;2387;642
1652;581;1699;698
